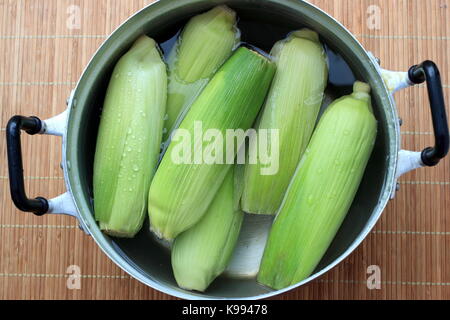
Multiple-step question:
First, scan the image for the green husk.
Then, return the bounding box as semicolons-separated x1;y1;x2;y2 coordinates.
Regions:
258;81;377;289
93;35;167;237
148;47;275;241
163;5;239;142
241;28;328;215
171;167;244;292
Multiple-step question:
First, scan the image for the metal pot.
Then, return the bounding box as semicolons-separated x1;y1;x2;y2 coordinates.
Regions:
6;0;449;300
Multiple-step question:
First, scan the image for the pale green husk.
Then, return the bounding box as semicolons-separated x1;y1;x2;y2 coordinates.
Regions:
171;167;244;292
148;47;275;241
163;5;239;142
93;35;167;237
258;81;377;289
241;28;328;215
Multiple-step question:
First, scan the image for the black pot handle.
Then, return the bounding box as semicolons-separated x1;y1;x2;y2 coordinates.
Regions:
408;61;449;166
6;115;49;215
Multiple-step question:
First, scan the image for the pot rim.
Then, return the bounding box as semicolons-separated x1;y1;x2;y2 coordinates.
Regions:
63;0;399;300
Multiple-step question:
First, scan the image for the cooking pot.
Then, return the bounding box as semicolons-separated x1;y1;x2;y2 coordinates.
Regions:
6;0;449;300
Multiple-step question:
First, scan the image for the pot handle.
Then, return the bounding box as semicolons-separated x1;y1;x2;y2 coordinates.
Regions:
380;60;449;197
407;61;449;166
5;108;82;228
6;115;49;215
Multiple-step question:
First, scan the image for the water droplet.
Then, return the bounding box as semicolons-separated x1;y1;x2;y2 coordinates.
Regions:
163;114;169;121
343;129;350;136
114;73;120;79
66;161;71;170
127;147;132;152
127;72;132;76
127;128;132;134
334;159;341;166
162;128;168;134
122;153;126;157
131;135;135;139
128;187;133;192
132;165;139;172
307;195;314;205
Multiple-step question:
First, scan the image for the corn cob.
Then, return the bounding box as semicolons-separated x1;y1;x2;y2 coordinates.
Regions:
171;166;244;292
93;35;167;237
148;47;275;241
258;82;377;289
163;5;239;142
241;29;328;215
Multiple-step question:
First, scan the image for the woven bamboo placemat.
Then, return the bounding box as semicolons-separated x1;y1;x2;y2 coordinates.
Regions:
0;0;448;300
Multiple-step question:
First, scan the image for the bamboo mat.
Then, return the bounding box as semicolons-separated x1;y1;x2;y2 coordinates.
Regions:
0;0;449;300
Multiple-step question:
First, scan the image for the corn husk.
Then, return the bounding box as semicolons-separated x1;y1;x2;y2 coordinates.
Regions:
93;35;167;237
171;167;244;292
148;47;275;241
163;5;239;142
241;29;328;215
258;82;377;289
